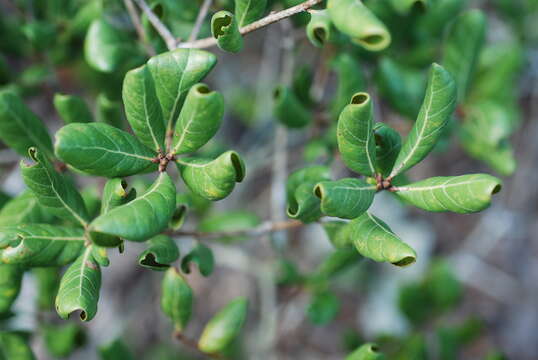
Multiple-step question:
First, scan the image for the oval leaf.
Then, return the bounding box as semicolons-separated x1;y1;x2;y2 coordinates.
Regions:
198;297;249;354
178;151;245;201
328;0;391;51
90;173;176;242
55;246;101;321
347;213;417;266
337;92;377;176
123;65;166;152
389;63;457;178
0;90;53;158
172;83;224;155
394;174;502;213
138;235;179;271
21;148;89;227
147;49;217;129
54;93;93;124
314;178;376;219
55;122;156;178
0;265;23;314
212;11;244;53
161;267;193;331
0;332;36;360
0;224;85;267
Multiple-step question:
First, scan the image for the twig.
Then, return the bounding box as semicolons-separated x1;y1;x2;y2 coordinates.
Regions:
133;0;177;50
123;0;155;56
177;0;324;49
187;0;213;42
169;219;304;239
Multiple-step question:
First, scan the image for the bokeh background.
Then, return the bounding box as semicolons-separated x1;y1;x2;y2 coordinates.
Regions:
0;0;537;359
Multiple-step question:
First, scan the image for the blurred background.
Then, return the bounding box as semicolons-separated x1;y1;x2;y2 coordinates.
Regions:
0;0;537;359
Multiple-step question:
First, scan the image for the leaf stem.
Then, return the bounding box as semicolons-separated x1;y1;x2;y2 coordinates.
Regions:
176;0;324;49
169;219;304;239
133;0;177;50
188;0;213;42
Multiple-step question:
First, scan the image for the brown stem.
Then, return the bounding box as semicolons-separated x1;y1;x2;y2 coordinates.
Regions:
123;0;155;56
174;331;225;359
169;219;304;239
188;0;213;42
133;0;177;50
176;0;324;49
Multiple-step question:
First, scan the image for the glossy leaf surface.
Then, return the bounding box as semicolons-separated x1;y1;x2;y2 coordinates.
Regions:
212;11;244;53
55;123;156;178
374;123;401;177
100;178;136;214
161;267;193;331
314;178;376;219
138;235;179;270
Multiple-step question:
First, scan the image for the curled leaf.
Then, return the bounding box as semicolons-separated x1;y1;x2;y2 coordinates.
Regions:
328;0;391;51
286;166;331;223
346;343;385;360
55;247;101;321
198;297;249;354
212;11;244;53
172;83;224;155
337;92;377;176
54;93;93;124
394;174;502;213
178;151;245;201
331;53;367;118
314;178;376;219
90;173;176;242
161;267;193;331
306;10;334;47
138;235;179;271
347;213;417;266
273;85;312;128
181;243;214;277
101;178;137;214
54;123;156;178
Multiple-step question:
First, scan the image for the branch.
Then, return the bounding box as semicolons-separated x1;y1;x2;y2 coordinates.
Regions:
176;0;324;49
133;0;177;50
188;0;213;42
123;0;155;56
169;220;304;239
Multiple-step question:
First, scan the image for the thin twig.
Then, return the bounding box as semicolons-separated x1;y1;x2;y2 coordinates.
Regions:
169;220;304;239
177;0;323;49
133;0;177;50
187;0;213;42
123;0;155;56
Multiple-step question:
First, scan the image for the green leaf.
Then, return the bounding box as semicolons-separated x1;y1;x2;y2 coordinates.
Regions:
375;58;426;119
147;49;217;130
306;10;334;47
292;65;314;106
331;53;367;118
0;224;85;267
374;123;402;177
394;174;502;213
442;10;486;103
286;166;331;223
101;178;137;214
138;235;179;270
84;18;137;73
171;83;224;155
198;297;248;354
273;85;312;128
327;0;391;51
346;343;385;360
181;243;214;277
0;90;53;158
33;267;60;310
55;246;101;322
314;178;376;219
42;323;86;358
123;65;166;152
90;173;176;242
96;93;124;129
21;148;89;227
178;151;245;201
322;221;351;248
170;194;189;230
160;267;193;331
0;191;53;227
347;213;417;266
235;0;267;27
306;291;340;325
212;11;244;53
0;265;23;314
98;338;134;360
314;247;361;279
415;0;464;37
54;122;156;178
460;138;516;176
389;64;457;178
198;211;260;243
389;0;427;15
53;93;93;124
337;92;377;176
0;331;36;360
